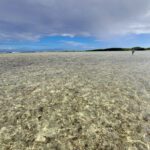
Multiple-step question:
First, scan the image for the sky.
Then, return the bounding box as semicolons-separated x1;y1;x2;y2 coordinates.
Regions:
0;0;150;51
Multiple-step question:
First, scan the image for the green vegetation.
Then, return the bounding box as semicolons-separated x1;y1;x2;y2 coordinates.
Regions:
87;47;150;52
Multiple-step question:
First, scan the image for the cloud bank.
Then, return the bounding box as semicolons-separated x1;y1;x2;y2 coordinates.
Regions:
0;0;150;40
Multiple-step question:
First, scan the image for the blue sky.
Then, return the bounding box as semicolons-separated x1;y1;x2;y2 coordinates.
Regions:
1;34;150;51
0;0;150;51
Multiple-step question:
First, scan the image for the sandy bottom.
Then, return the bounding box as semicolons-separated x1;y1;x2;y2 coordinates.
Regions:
0;52;150;150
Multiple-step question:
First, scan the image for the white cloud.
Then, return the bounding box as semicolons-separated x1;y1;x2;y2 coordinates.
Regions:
0;0;150;40
63;41;85;47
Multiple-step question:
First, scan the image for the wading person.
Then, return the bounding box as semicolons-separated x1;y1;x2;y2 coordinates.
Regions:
132;49;135;55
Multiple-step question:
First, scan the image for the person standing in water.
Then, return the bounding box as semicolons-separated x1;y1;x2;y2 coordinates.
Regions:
132;49;135;55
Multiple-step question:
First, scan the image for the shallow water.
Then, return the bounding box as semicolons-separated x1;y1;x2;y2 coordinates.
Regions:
0;52;150;149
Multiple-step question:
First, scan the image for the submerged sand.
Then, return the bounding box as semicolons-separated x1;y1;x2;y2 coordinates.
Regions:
0;52;150;150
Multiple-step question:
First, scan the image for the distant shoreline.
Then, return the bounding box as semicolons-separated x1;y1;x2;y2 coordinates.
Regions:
87;47;150;52
0;47;150;54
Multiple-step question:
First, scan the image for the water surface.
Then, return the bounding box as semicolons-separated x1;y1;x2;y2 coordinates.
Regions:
0;52;150;149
